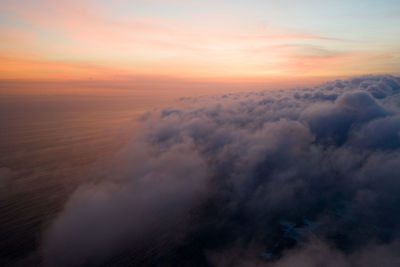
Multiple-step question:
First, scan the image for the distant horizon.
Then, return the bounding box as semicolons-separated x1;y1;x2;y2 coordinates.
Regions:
1;73;399;96
1;0;400;91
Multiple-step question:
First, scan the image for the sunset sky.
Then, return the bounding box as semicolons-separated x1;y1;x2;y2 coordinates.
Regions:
2;2;400;265
1;0;399;91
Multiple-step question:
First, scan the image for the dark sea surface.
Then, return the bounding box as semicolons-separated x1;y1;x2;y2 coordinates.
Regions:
0;93;180;266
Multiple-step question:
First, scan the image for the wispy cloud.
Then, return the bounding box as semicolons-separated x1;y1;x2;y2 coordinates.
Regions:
1;0;398;81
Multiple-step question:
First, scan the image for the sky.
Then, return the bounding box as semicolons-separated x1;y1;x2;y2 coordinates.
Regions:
0;0;399;92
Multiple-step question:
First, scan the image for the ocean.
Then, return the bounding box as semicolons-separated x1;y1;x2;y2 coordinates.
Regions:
0;92;179;265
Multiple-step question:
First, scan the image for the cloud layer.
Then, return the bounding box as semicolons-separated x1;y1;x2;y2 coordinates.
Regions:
43;74;400;266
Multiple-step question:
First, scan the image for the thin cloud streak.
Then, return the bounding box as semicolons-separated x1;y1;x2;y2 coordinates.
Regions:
2;0;398;81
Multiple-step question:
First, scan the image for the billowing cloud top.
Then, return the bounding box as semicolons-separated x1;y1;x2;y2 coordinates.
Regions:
44;75;400;266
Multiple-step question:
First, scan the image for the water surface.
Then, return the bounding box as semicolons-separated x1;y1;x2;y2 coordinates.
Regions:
0;92;182;265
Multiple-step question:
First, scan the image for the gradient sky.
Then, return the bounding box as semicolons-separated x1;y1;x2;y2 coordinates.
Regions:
1;0;399;89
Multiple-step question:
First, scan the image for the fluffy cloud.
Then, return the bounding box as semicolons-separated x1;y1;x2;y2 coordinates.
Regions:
43;75;400;266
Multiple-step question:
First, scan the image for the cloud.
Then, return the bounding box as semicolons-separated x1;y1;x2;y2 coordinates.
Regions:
43;74;400;266
301;91;389;145
43;140;208;266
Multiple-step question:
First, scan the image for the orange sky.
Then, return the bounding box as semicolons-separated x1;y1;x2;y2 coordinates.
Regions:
1;0;399;94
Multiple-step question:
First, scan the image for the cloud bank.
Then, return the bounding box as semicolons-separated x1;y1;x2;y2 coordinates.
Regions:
43;75;400;266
